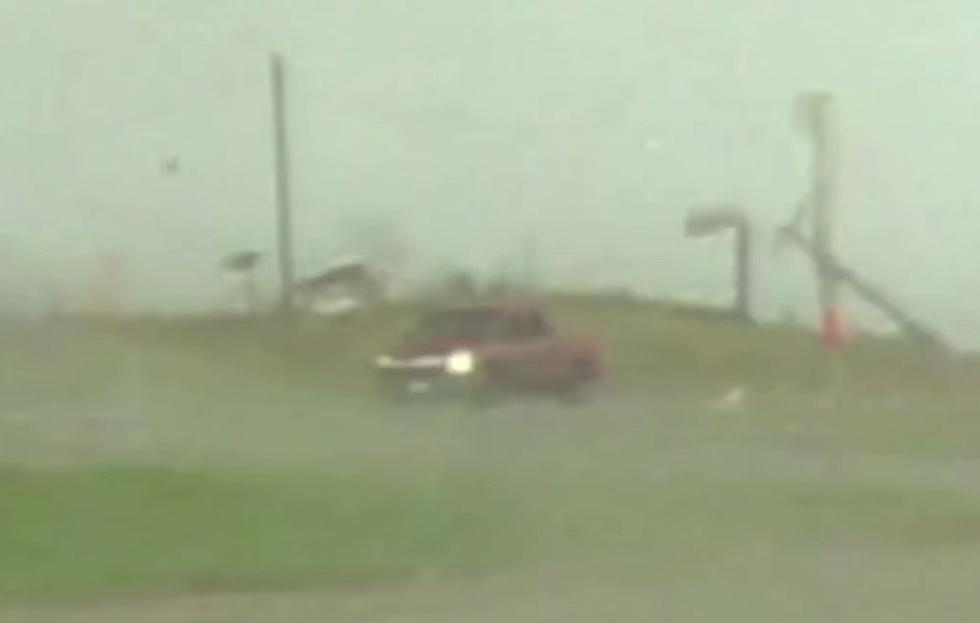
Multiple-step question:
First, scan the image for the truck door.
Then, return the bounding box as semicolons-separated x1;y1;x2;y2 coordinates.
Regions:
504;311;560;388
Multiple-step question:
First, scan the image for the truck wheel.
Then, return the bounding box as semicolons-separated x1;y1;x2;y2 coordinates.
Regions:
556;361;596;406
556;384;585;406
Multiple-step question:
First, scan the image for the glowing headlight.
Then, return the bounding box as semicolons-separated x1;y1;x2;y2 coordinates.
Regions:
445;350;476;376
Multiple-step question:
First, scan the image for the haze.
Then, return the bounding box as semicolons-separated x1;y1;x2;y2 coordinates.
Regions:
0;1;975;343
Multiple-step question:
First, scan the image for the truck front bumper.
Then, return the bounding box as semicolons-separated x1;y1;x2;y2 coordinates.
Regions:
374;355;480;398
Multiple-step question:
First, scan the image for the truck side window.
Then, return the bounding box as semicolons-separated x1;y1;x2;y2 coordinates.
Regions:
486;311;551;340
485;314;518;340
514;312;549;339
530;313;551;337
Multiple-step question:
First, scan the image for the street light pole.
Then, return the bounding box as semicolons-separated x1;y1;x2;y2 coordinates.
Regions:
685;206;753;321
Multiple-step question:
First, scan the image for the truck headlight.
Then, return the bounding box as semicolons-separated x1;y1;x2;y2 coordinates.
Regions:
445;350;476;376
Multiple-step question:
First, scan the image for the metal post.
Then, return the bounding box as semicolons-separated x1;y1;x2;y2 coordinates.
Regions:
734;221;752;320
271;52;295;313
522;231;538;292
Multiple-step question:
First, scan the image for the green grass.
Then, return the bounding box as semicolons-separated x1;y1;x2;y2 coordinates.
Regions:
3;463;979;601
0;464;530;599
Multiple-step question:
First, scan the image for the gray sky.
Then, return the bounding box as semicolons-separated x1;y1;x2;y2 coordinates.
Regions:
1;1;977;343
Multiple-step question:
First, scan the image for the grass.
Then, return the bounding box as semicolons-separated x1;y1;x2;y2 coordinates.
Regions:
3;296;980;604
117;296;978;399
3;462;979;601
0;464;529;599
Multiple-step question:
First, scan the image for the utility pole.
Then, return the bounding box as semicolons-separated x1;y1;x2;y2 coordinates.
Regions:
521;231;538;293
734;219;752;320
779;93;947;352
270;52;296;314
797;91;843;346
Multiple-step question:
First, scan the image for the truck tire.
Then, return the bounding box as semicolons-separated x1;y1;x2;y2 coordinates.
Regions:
556;360;597;406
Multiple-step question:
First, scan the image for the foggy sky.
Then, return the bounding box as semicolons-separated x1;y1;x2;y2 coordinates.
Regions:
1;1;978;343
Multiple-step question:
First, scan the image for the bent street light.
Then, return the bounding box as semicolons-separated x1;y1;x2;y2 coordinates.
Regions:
685;206;753;321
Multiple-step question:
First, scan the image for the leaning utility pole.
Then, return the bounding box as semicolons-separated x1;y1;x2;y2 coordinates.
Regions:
780;92;947;351
270;52;296;313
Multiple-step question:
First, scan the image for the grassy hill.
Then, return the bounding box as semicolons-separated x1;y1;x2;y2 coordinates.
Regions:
76;294;974;398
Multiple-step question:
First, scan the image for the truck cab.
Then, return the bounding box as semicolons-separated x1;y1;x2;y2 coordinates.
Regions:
375;303;601;399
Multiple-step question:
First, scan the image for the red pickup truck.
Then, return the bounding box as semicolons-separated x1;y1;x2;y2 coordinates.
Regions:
374;303;602;401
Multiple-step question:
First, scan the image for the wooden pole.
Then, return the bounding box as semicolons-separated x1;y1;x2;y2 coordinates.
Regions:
734;221;752;320
798;92;843;345
271;52;296;314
